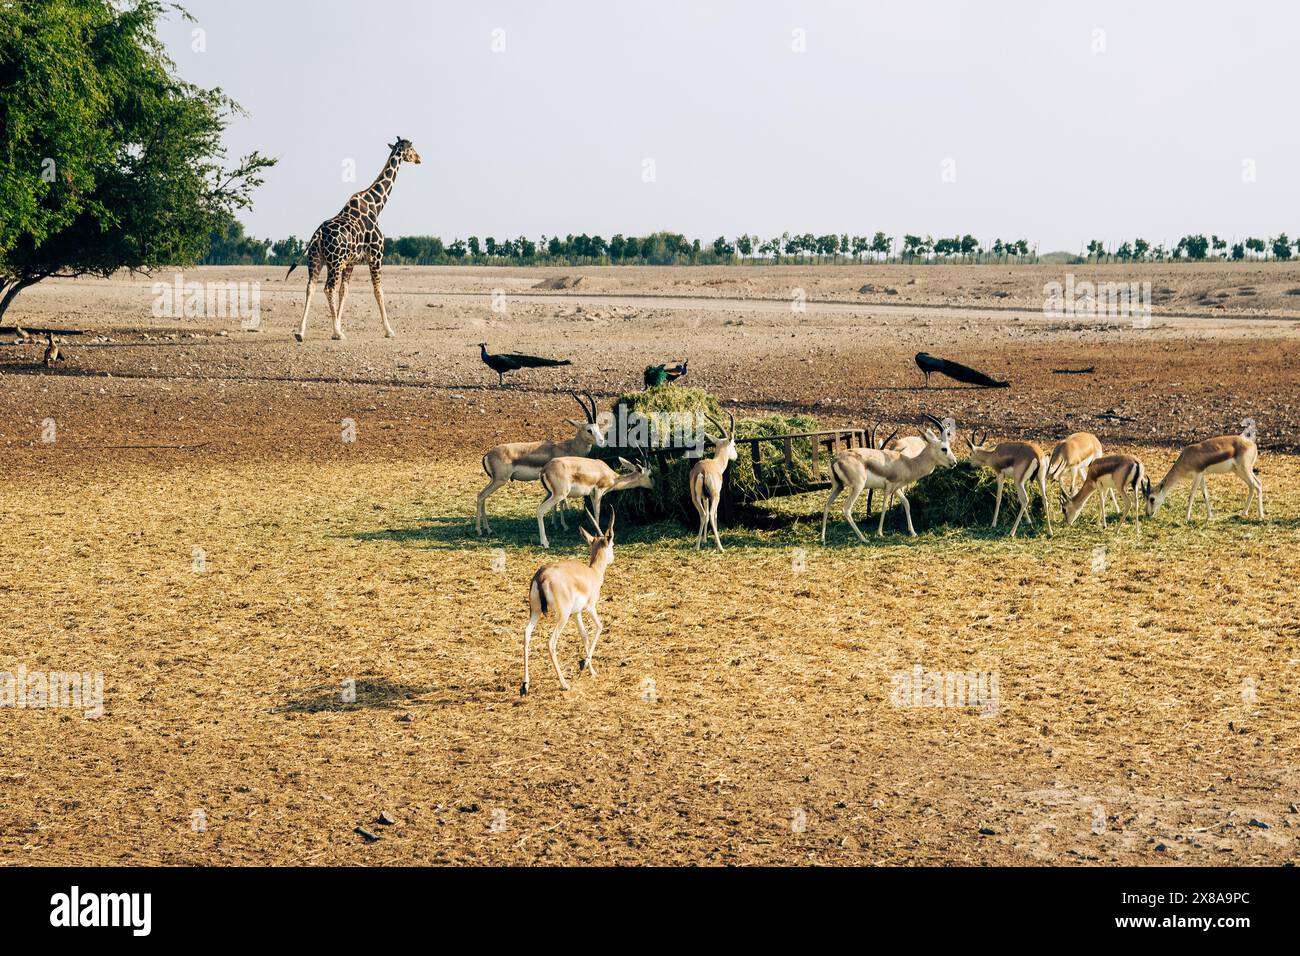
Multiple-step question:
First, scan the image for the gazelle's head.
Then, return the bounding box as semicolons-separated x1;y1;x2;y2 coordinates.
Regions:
579;508;616;566
616;456;654;491
921;414;958;468
568;391;607;447
1141;475;1165;516
965;429;997;466
1058;488;1086;526
704;411;738;463
389;137;421;164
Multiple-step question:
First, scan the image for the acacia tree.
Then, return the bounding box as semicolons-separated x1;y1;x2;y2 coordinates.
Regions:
0;0;274;328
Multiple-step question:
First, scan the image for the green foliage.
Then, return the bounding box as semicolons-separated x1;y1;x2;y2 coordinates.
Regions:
904;462;1004;528
0;0;274;318
201;211;271;264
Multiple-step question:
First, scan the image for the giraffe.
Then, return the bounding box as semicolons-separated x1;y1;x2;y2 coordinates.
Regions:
288;137;421;342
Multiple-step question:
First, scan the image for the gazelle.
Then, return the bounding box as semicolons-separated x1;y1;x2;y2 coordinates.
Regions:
476;391;606;535
1059;454;1145;527
537;454;652;548
1142;434;1263;521
521;508;615;696
1046;432;1109;496
821;418;957;542
966;431;1053;537
689;412;738;551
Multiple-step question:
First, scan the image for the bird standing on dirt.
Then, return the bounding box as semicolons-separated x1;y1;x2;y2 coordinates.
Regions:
915;352;1009;388
479;343;572;387
43;333;63;369
643;359;688;388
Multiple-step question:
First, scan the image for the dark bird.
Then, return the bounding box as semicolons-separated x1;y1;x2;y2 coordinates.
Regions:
915;352;1009;389
643;359;688;388
479;343;572;387
43;333;63;369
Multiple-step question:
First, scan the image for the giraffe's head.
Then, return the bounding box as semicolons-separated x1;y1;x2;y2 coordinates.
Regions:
389;137;421;164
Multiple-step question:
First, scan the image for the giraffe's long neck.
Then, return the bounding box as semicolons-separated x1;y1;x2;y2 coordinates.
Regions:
356;151;403;219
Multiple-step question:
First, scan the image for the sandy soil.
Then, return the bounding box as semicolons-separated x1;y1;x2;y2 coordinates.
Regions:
1;264;1297;865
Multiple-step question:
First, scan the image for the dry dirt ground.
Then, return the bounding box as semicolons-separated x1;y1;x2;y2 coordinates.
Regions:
1;264;1297;866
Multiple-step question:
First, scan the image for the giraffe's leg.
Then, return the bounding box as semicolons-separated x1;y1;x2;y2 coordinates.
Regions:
323;266;341;340
370;259;396;338
295;262;320;343
333;264;354;340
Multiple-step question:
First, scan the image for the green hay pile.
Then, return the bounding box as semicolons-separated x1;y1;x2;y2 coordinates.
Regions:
904;460;1053;529
603;385;822;526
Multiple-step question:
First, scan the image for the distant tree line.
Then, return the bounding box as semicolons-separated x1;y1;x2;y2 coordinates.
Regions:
1083;234;1299;262
199;213;1300;267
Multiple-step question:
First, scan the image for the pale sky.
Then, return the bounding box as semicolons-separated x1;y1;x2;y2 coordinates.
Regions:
158;0;1299;252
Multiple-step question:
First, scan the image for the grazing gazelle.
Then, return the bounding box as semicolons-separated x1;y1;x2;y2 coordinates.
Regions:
476;391;606;535
1059;454;1146;527
536;454;652;549
521;508;615;696
966;431;1053;537
1048;431;1119;516
689;412;738;552
1143;434;1263;521
821;417;957;542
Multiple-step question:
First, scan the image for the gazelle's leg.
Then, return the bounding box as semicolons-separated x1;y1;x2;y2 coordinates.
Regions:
1009;481;1031;537
821;483;841;544
875;485;890;536
839;485;868;542
1186;475;1200;520
584;607;603;677
548;613;571;691
369;258;396;338
1245;467;1264;518
1038;461;1052;535
521;610;539;696
295;262;319;342
575;612;591;671
693;478;708;549
558;496;569;530
1098;488;1107;528
992;474;1004;526
709;488;724;552
1201;476;1213;519
897;488;917;536
537;491;564;548
476;476;507;534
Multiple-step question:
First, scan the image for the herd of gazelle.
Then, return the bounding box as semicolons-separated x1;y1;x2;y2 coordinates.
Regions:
479;397;1265;695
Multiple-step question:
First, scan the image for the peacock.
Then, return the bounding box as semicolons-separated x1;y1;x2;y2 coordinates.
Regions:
643;359;688;388
915;352;1009;389
479;343;572;387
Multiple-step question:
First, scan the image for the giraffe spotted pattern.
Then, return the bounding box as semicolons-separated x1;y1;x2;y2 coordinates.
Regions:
290;137;421;342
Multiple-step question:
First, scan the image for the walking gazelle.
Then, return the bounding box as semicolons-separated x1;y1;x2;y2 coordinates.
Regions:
1143;434;1263;521
966;431;1053;537
521;508;615;696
